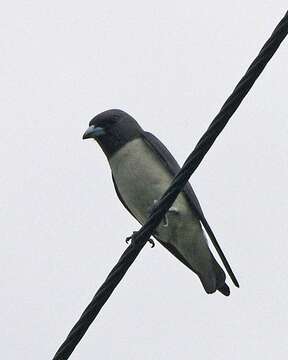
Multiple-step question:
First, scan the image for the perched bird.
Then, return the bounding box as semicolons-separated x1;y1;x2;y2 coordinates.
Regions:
83;109;238;296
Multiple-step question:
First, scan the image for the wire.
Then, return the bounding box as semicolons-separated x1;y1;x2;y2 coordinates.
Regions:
52;10;288;360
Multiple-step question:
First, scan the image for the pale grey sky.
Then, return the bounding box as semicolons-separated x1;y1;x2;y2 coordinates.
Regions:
1;1;288;359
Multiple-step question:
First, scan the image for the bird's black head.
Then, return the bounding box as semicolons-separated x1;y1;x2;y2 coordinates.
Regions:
83;109;143;158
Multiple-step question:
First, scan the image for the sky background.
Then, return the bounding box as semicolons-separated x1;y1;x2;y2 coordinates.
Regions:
1;1;288;359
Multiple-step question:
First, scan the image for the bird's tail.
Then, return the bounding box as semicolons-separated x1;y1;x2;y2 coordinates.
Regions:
199;255;230;296
212;257;230;296
217;282;230;296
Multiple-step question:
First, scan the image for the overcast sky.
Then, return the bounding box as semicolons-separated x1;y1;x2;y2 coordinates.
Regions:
1;2;288;359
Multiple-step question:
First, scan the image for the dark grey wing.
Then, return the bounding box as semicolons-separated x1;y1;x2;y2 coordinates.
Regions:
142;132;204;216
142;131;239;287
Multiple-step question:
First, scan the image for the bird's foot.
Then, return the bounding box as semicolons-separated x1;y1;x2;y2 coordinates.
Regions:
148;200;179;228
148;238;155;248
148;200;169;226
125;231;138;245
125;231;155;248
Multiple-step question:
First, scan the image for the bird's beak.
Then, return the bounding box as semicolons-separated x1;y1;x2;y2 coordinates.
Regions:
82;126;106;139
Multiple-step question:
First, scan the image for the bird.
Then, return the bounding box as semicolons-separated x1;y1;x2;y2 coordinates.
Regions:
83;109;239;296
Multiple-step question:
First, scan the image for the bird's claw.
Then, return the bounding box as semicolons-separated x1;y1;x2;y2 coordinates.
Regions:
148;200;179;228
148;238;155;248
125;232;155;248
125;231;137;245
125;237;131;244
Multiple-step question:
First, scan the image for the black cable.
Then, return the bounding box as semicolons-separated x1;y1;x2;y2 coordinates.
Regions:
52;10;288;360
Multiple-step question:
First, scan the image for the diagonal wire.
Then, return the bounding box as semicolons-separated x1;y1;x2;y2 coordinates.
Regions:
52;10;288;360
